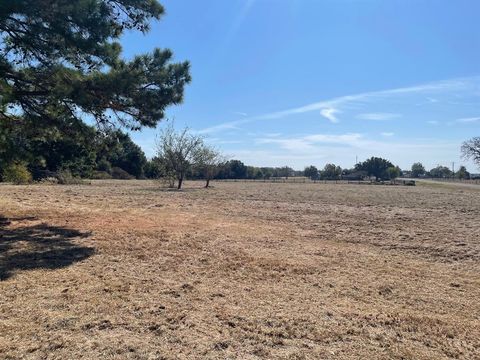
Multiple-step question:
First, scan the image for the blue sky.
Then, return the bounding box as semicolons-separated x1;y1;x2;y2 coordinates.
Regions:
122;0;480;171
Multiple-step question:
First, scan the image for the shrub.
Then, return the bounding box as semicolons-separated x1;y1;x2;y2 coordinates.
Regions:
96;158;112;174
111;167;134;180
56;170;85;185
91;171;112;180
2;163;32;184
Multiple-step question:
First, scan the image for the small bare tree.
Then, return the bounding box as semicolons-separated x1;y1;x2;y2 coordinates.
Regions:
462;137;480;168
156;123;203;189
195;146;226;188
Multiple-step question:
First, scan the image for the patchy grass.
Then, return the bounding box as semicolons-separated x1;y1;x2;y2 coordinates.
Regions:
0;180;479;359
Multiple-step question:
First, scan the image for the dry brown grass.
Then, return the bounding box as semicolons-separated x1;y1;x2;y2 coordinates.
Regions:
0;180;479;359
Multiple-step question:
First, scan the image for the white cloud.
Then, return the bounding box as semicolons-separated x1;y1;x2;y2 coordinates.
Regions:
357;113;401;121
427;120;439;125
320;107;340;123
381;132;394;137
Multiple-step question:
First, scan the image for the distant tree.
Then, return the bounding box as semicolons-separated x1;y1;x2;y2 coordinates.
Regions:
455;165;470;180
304;165;319;180
429;165;452;178
246;166;257;180
411;162;426;178
260;167;273;179
321;163;342;180
220;160;247;179
254;168;264;179
386;166;401;180
99;131;147;178
355;157;394;180
144;157;163;179
461;137;480;168
156;123;203;189
278;166;294;179
195;146;226;188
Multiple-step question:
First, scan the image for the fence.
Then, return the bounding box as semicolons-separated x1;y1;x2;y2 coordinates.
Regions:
214;178;415;185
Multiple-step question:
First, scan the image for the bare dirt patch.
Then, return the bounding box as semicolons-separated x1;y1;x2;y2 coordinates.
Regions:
0;180;479;359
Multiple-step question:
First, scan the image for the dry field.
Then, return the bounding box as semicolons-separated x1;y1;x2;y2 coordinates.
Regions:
0;180;479;359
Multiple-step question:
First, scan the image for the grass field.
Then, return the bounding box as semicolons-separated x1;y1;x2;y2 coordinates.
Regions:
0;180;479;359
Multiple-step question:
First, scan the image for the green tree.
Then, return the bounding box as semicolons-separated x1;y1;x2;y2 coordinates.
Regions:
429;165;452;178
98;130;147;178
144;157;163;179
0;0;190;131
386;166;400;180
304;165;319;180
219;160;247;179
321;163;342;180
278;166;294;179
456;165;470;180
411;162;426;178
260;167;273;179
355;157;394;180
0;115;98;179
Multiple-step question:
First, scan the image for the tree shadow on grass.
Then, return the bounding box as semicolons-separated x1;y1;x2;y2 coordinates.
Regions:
0;216;94;280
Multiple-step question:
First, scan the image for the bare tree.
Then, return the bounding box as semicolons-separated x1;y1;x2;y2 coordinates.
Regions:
195;146;226;188
156;123;203;189
462;137;480;168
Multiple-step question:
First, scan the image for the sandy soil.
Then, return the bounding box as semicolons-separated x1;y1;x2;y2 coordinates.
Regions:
0;180;479;359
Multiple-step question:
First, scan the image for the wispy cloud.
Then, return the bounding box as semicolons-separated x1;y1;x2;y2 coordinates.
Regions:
256;133;366;151
455;116;480;123
427;120;439;125
357;113;401;121
265;132;282;137
197;76;479;134
381;132;394;137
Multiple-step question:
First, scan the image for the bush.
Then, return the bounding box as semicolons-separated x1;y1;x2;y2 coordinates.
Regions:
91;171;112;180
111;167;134;180
56;170;85;185
2;163;32;184
96;158;112;174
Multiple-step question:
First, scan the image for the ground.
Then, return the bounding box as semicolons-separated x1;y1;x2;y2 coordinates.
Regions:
0;180;479;359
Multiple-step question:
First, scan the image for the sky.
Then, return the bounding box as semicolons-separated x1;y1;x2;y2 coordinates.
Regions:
121;0;480;171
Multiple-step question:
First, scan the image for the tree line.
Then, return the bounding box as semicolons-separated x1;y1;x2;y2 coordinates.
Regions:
408;162;474;179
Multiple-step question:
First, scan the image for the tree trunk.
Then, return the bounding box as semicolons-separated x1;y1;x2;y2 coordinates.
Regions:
177;177;183;189
205;178;210;188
